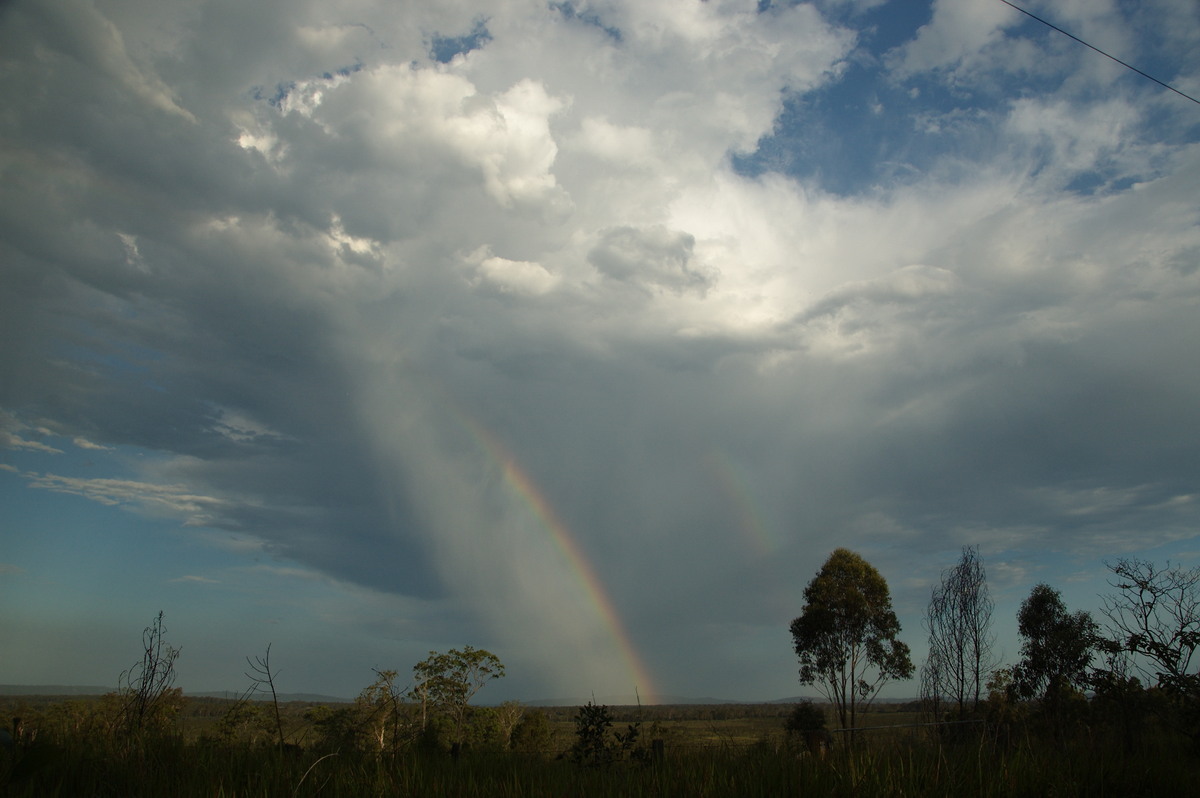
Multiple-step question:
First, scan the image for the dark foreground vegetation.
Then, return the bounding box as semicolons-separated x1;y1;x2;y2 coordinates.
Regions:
1;693;1197;797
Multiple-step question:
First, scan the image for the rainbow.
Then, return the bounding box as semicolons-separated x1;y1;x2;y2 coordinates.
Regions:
704;450;777;557
458;416;659;704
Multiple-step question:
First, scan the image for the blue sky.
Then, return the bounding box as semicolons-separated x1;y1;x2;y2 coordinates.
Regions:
2;0;1199;704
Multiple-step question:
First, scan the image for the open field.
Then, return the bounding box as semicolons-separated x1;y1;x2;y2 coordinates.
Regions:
1;694;1196;796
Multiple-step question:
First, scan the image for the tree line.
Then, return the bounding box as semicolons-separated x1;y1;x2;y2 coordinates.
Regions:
788;547;1200;748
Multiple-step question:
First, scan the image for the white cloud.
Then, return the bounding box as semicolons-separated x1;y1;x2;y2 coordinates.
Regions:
465;246;559;296
23;472;227;525
0;412;64;454
72;436;112;451
0;432;63;454
171;574;221;584
570;117;657;166
888;0;1020;79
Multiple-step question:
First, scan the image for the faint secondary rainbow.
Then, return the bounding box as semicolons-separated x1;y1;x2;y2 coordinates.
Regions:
458;414;659;703
705;450;777;557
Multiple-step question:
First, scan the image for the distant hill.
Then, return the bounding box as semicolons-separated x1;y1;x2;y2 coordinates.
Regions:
0;685;911;707
0;685;351;703
0;685;113;696
189;691;352;704
522;695;744;707
515;695;830;707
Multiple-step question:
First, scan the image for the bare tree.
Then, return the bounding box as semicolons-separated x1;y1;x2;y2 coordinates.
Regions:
1101;558;1200;691
1101;558;1200;740
118;611;183;737
245;644;286;750
920;547;999;719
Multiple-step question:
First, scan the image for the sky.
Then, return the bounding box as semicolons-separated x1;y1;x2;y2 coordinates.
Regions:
1;0;1199;705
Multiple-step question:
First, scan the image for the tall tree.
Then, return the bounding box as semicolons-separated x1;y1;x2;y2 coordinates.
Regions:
790;548;914;734
1014;584;1098;707
920;546;998;719
410;646;505;745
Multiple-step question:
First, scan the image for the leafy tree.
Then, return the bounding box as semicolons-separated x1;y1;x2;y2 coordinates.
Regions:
569;701;614;766
790;548;914;734
213;699;273;746
783;700;831;756
409;646;505;746
921;546;998;719
980;667;1026;746
510;708;553;755
567;701;644;766
305;704;368;753
1013;584;1099;711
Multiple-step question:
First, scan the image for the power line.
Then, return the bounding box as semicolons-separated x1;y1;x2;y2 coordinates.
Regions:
998;0;1200;107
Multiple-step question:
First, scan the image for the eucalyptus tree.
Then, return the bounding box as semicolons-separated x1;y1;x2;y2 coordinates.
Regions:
357;668;410;754
1014;584;1099;711
410;646;505;745
790;548;914;735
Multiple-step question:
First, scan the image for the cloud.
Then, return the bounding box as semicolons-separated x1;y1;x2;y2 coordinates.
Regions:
588;226;713;295
16;0;195;122
887;0;1019;79
72;437;112;451
22;472;228;523
465;246;560;296
0;412;64;454
1;0;1198;700
171;574;221;584
0;432;63;455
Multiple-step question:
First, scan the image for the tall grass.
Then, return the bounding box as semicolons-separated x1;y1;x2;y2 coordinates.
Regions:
2;723;1195;797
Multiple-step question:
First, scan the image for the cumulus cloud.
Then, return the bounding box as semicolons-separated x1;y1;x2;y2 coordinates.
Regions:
1;0;1198;700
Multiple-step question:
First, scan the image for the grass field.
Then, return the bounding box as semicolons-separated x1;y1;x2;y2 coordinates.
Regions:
1;694;1196;796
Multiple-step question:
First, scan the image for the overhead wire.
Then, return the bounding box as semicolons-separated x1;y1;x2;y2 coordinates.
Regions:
997;0;1200;107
